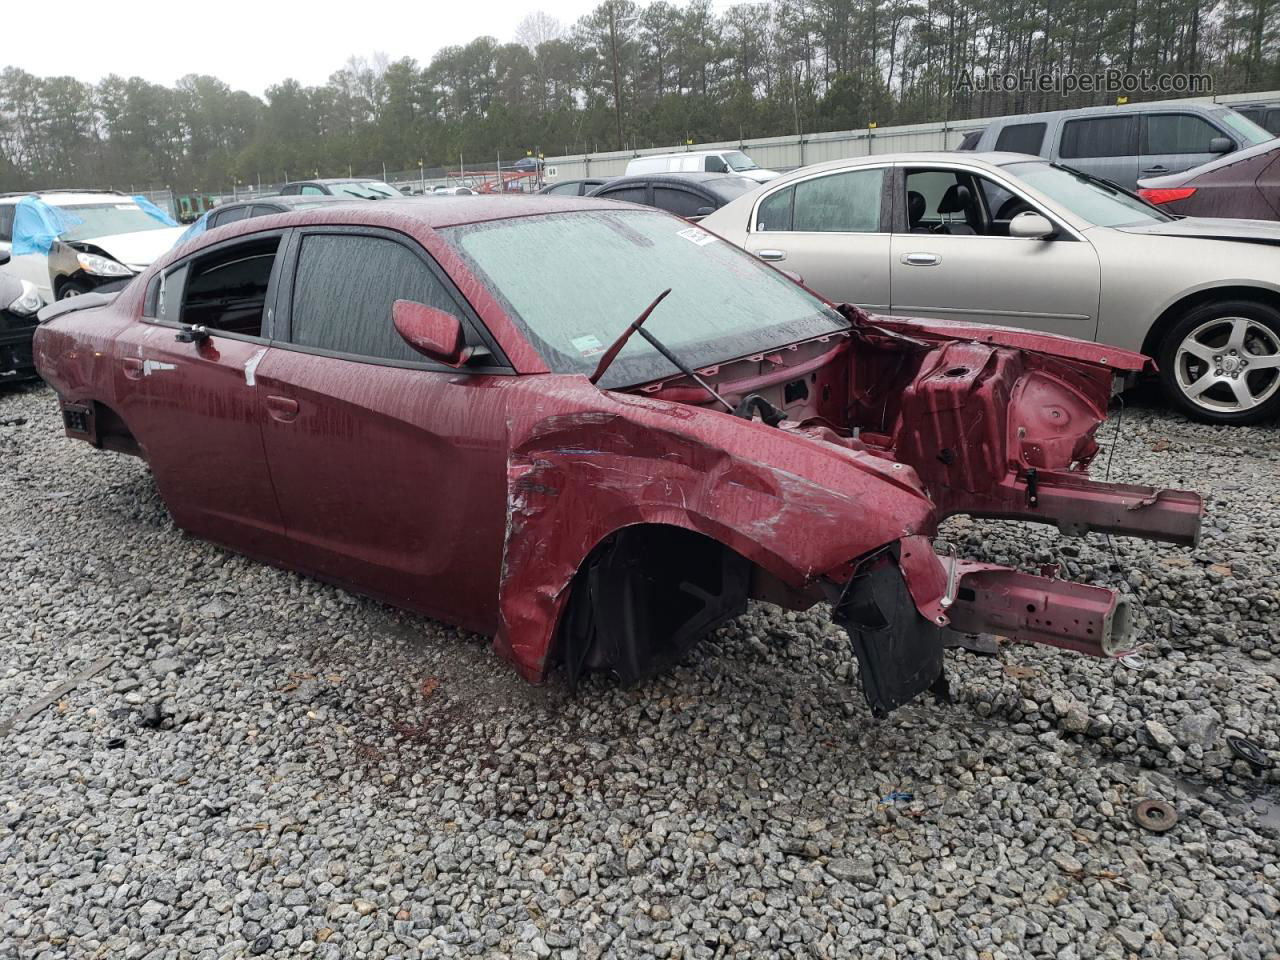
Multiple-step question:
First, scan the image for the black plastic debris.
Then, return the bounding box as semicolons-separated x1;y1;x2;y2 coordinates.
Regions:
1227;735;1269;770
139;704;164;729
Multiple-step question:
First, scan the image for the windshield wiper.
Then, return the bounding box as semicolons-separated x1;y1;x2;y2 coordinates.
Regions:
589;289;735;412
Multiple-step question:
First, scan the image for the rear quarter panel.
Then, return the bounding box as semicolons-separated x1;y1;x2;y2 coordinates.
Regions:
33;283;142;405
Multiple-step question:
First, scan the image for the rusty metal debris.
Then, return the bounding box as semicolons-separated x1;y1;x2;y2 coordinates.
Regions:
0;657;113;738
1133;798;1178;832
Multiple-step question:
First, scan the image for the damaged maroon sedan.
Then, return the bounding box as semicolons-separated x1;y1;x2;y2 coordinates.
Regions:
34;198;1203;716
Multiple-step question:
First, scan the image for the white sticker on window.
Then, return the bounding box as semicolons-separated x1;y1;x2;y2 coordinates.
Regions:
571;334;606;357
677;226;717;246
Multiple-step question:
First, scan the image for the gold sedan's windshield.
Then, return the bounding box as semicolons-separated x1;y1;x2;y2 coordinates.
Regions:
446;210;848;388
1007;161;1173;227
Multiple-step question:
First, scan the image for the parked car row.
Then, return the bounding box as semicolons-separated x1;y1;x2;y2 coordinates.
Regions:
32;194;1204;714
702;151;1280;425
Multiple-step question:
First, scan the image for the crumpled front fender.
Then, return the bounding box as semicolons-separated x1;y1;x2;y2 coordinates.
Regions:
494;385;937;681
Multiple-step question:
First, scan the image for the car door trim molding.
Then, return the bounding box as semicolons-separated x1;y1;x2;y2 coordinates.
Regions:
895;303;1093;323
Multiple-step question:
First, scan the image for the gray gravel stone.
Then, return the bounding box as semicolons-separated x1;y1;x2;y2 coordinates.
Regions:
1;383;1278;960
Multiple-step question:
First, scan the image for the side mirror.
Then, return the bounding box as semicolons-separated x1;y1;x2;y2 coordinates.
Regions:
1009;211;1055;239
1209;136;1233;154
393;299;470;367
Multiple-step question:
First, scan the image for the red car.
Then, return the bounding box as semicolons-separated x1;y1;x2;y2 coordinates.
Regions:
1137;139;1280;219
33;198;1203;715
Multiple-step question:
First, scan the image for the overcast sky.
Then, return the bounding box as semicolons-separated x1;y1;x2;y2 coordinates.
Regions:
5;0;603;96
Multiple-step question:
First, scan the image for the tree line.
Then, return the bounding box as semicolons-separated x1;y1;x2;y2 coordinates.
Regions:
1;0;1276;194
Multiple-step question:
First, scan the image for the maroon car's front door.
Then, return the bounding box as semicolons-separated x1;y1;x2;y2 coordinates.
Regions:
113;233;289;557
253;229;514;633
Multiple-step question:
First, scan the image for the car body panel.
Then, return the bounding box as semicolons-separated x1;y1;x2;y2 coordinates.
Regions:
33;199;1203;714
1137;142;1280;220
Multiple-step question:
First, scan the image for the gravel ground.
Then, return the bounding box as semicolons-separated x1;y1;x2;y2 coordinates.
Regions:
1;381;1278;960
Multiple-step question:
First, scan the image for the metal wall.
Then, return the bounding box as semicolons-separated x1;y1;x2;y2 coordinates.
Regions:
543;89;1280;182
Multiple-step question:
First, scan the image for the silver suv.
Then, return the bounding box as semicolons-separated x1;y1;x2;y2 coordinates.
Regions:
958;102;1273;188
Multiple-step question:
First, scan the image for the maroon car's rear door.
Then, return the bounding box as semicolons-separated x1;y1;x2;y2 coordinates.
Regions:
112;231;289;557
253;227;514;633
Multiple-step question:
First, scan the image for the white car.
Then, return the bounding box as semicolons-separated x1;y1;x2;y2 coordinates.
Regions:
702;152;1280;425
625;150;779;183
0;190;185;303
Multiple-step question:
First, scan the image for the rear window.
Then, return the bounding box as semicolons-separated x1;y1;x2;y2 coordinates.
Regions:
1059;116;1138;159
791;169;883;232
995;122;1047;155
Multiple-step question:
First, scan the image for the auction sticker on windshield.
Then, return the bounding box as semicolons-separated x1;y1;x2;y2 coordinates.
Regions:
571;334;606;357
677;227;716;246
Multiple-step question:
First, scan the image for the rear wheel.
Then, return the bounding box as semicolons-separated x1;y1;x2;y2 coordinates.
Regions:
1157;300;1280;425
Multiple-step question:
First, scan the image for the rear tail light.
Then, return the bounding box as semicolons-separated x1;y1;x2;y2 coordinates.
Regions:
1138;187;1197;205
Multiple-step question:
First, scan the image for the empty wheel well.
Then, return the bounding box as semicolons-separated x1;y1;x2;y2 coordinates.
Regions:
93;401;141;456
1142;286;1280;359
554;524;752;688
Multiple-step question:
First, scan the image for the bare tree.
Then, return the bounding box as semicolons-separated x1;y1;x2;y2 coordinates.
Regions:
515;12;566;50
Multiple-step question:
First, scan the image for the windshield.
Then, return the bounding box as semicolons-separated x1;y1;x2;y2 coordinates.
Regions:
1004;161;1172;227
445;210;847;388
328;180;401;199
724;150;760;172
1217;109;1274;146
61;203;173;241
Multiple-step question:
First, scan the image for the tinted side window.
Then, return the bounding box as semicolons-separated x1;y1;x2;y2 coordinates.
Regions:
210;206;250;229
1059;116;1138;159
1144;114;1223;154
995;122;1047;155
596;185;649;205
290;234;458;363
957;130;983;151
704;155;729;173
546;182;580;195
1266;110;1280;136
300;185;326;196
251;204;283;218
792;169;883;232
653;187;710;218
0;204;13;242
756;187;793;230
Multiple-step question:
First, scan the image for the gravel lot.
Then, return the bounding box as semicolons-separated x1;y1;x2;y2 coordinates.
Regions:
1;381;1278;960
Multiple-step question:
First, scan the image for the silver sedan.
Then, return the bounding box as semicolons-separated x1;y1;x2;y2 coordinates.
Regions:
700;152;1280;425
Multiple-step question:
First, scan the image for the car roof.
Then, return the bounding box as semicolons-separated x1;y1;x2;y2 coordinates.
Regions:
764;151;1043;176
601;172;759;188
214;195;353;212
985;101;1227;124
215;195;650;232
285;178;390;186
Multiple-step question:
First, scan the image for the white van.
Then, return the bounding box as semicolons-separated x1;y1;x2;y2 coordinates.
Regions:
625;150;779;183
